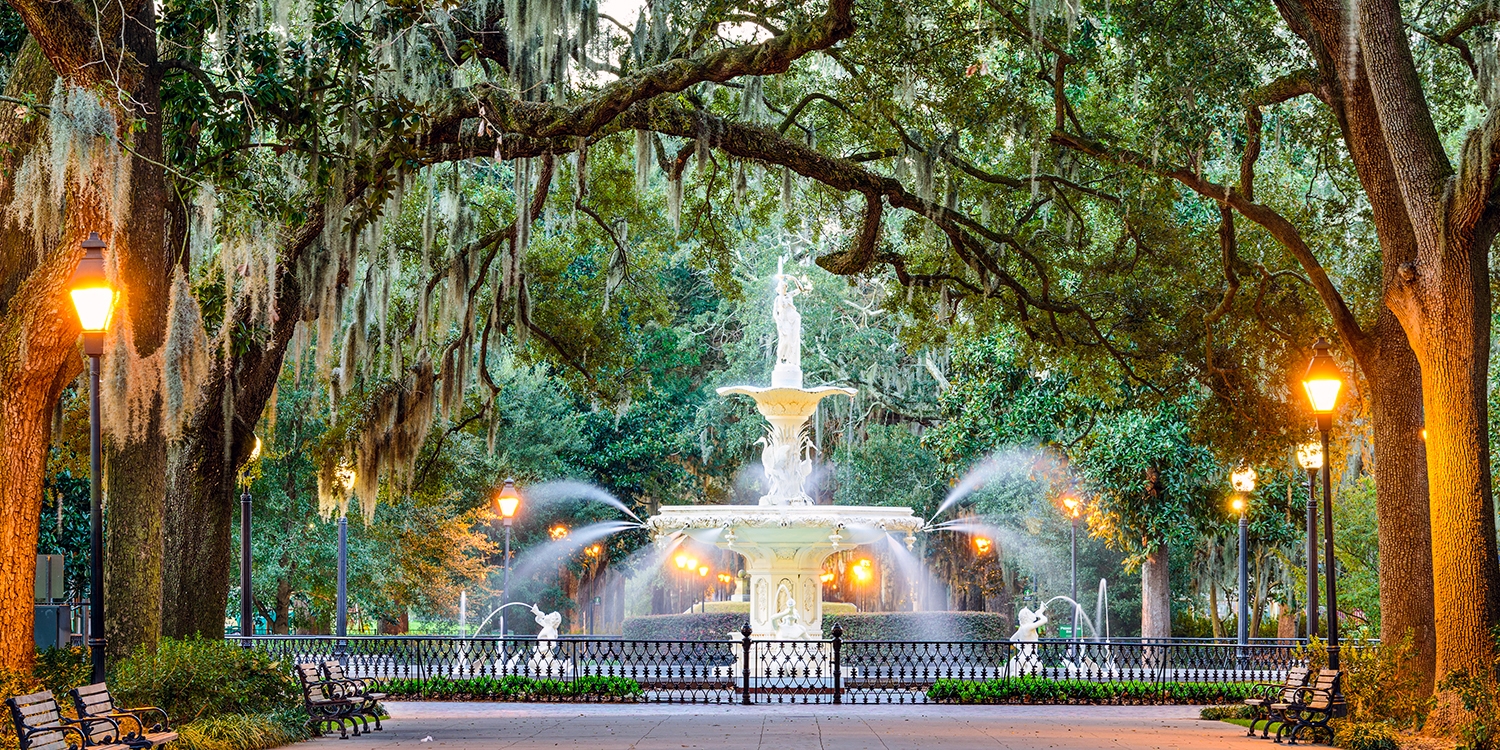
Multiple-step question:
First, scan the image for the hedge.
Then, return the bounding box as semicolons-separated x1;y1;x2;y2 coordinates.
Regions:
927;677;1259;705
621;611;1009;641
383;675;642;701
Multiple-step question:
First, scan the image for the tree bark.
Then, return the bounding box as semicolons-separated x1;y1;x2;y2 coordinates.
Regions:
1140;542;1170;639
1209;579;1224;639
101;0;171;661
1367;311;1437;680
161;273;302;637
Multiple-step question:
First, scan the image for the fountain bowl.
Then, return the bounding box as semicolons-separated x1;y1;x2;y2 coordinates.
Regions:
647;505;923;638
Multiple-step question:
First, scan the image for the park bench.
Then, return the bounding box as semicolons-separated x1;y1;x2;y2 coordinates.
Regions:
1275;668;1340;745
320;660;385;732
5;690;128;750
68;683;176;748
1241;665;1309;738
295;662;358;739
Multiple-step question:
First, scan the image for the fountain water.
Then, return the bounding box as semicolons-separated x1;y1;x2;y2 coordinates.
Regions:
646;259;923;638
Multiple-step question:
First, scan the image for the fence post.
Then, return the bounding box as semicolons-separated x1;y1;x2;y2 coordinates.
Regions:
741;623;753;706
831;623;842;705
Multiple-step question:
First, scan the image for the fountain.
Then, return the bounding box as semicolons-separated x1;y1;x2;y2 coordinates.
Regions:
646;259;923;638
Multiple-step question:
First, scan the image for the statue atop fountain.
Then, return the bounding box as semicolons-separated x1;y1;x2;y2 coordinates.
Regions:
646;257;923;638
720;258;854;506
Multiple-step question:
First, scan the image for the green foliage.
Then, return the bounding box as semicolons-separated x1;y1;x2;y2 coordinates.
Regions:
382;675;642;701
173;710;311;750
1295;636;1432;728
927;677;1256;704
621;614;744;641
1199;704;1254;720
1331;722;1400;750
826;612;1010;642
1436;629;1500;750
31;647;89;694
108;638;300;723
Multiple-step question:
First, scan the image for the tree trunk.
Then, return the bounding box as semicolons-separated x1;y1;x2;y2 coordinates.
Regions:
1399;242;1500;677
100;0;171;662
1367;312;1437;683
161;273;302;637
1209;579;1224;639
1140;542;1170;639
0;40;87;671
272;573;291;635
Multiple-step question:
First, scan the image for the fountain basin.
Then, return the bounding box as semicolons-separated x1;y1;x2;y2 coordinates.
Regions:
648;505;923;638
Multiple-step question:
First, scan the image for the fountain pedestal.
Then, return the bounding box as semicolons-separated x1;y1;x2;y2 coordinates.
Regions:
649;506;922;638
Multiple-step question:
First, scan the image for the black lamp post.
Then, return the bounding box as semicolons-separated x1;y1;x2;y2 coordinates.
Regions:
1062;496;1081;642
1302;337;1346;714
239;435;261;648
68;232;116;685
1230;468;1256;663
495;478;521;635
1296;442;1323;638
333;460;355;658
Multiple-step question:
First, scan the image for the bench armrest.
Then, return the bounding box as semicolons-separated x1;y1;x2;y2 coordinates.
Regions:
63;714;124;743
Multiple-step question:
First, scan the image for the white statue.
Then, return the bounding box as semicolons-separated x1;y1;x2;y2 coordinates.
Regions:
1007;606;1048;675
506;605;569;677
772;258;804;372
770;583;810;639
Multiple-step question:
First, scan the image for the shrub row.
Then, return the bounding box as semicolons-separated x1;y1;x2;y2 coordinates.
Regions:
927;677;1258;705
621;611;1010;642
383;674;643;701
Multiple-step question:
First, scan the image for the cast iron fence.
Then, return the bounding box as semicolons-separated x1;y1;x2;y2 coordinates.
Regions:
241;629;1306;705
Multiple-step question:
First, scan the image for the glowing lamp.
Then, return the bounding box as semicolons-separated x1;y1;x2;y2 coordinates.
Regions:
1231;496;1247;515
1062;496;1080;519
698;565;709;577
549;524;569;541
69;233;116;355
820;572;835;583
674;553;690;569
495;478;521;522
1296;442;1322;471
687;558;698;570
1230;467;1257;493
852;564;872;583
1302;338;1344;426
586;544;602;557
973;537;992;555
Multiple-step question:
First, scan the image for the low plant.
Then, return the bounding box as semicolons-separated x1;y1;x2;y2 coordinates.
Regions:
173;709;311;750
382;674;643;701
1199;704;1253;720
31;647;89;694
109;638;301;723
926;677;1257;704
1332;721;1400;750
1292;635;1431;728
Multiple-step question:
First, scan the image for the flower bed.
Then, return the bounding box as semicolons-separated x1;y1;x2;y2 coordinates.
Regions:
383;675;643;701
927;677;1258;704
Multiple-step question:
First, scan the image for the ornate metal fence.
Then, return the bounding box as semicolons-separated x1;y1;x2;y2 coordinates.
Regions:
242;629;1304;705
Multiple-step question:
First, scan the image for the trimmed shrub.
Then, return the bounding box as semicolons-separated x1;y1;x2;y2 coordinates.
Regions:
927;677;1257;705
622;613;744;641
173;709;311;750
1331;721;1399;750
1199;705;1253;720
383;675;642;701
109;638;301;723
621;611;1010;642
826;612;1009;641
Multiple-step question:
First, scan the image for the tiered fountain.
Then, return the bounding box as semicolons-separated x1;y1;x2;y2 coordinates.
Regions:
645;260;923;639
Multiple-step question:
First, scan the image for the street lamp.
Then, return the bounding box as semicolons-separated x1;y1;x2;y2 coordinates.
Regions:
239;435;262;648
972;537;992;555
68;232;116;684
1296;441;1323;638
1303;337;1346;714
494;478;520;635
1062;495;1081;640
1230;467;1256;653
333;459;355;653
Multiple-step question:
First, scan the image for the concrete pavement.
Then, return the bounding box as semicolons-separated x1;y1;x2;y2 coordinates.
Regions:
307;701;1263;749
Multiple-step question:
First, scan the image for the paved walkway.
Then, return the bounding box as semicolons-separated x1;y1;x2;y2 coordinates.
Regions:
309;702;1264;749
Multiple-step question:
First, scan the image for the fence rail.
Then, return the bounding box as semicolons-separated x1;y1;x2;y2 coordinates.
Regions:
242;632;1307;705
